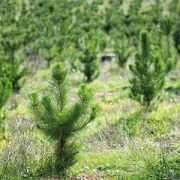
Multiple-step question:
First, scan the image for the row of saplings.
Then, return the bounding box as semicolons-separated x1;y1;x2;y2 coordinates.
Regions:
0;30;177;177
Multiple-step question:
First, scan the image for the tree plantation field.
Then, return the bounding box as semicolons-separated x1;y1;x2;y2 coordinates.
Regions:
0;0;180;179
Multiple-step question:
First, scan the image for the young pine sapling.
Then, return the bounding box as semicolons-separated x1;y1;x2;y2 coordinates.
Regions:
1;25;29;91
129;30;167;107
0;76;11;139
29;63;98;175
113;34;131;68
79;38;100;82
160;16;177;72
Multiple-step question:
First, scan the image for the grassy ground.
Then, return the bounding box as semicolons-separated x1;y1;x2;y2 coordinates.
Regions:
2;57;179;179
0;0;179;179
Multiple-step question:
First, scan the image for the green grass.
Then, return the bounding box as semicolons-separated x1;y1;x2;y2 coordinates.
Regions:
1;0;180;179
2;57;179;179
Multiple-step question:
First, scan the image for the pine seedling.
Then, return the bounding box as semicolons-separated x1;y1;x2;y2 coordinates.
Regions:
0;52;12;139
129;30;166;107
113;34;131;68
64;46;80;72
168;0;179;14
173;17;180;53
0;76;11;139
128;0;143;16
0;77;11;109
40;36;58;68
29;63;98;175
160;16;177;72
150;25;162;47
79;38;99;82
1;25;29;91
40;45;58;68
150;0;163;25
0;51;11;77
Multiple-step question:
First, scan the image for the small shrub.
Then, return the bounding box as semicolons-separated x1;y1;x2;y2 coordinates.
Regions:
160;16;178;71
113;34;131;68
173;15;180;53
0;75;11;139
40;38;58;68
78;36;100;82
1;25;29;91
129;30;167;107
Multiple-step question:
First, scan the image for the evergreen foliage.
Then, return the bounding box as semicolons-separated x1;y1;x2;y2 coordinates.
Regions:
129;30;166;107
29;63;98;175
1;25;29;91
0;76;11;139
173;13;180;53
0;51;12;139
128;0;143;16
150;0;163;25
160;16;172;37
113;34;131;67
79;37;100;82
0;76;11;109
64;46;80;72
40;38;58;68
149;25;162;47
123;0;144;46
160;16;177;72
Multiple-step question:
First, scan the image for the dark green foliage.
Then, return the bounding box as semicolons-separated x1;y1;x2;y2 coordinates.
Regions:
0;77;11;109
0;52;12;107
113;34;131;68
149;25;162;47
1;25;29;91
79;38;100;82
150;0;163;25
0;76;11;139
168;0;179;14
64;46;80;72
0;52;10;77
160;16;173;37
123;0;143;45
173;15;180;53
29;63;98;175
0;51;12;138
128;0;143;16
103;7;121;34
129;30;166;107
40;38;58;67
160;16;177;71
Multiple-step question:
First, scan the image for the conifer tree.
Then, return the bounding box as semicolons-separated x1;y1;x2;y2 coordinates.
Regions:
173;15;180;53
150;0;163;25
160;16;172;59
40;38;58;68
0;76;11;139
113;34;131;68
29;63;98;175
79;38;99;82
0;51;12;138
1;24;29;91
129;30;166;107
160;16;177;72
128;0;143;16
64;46;80;72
